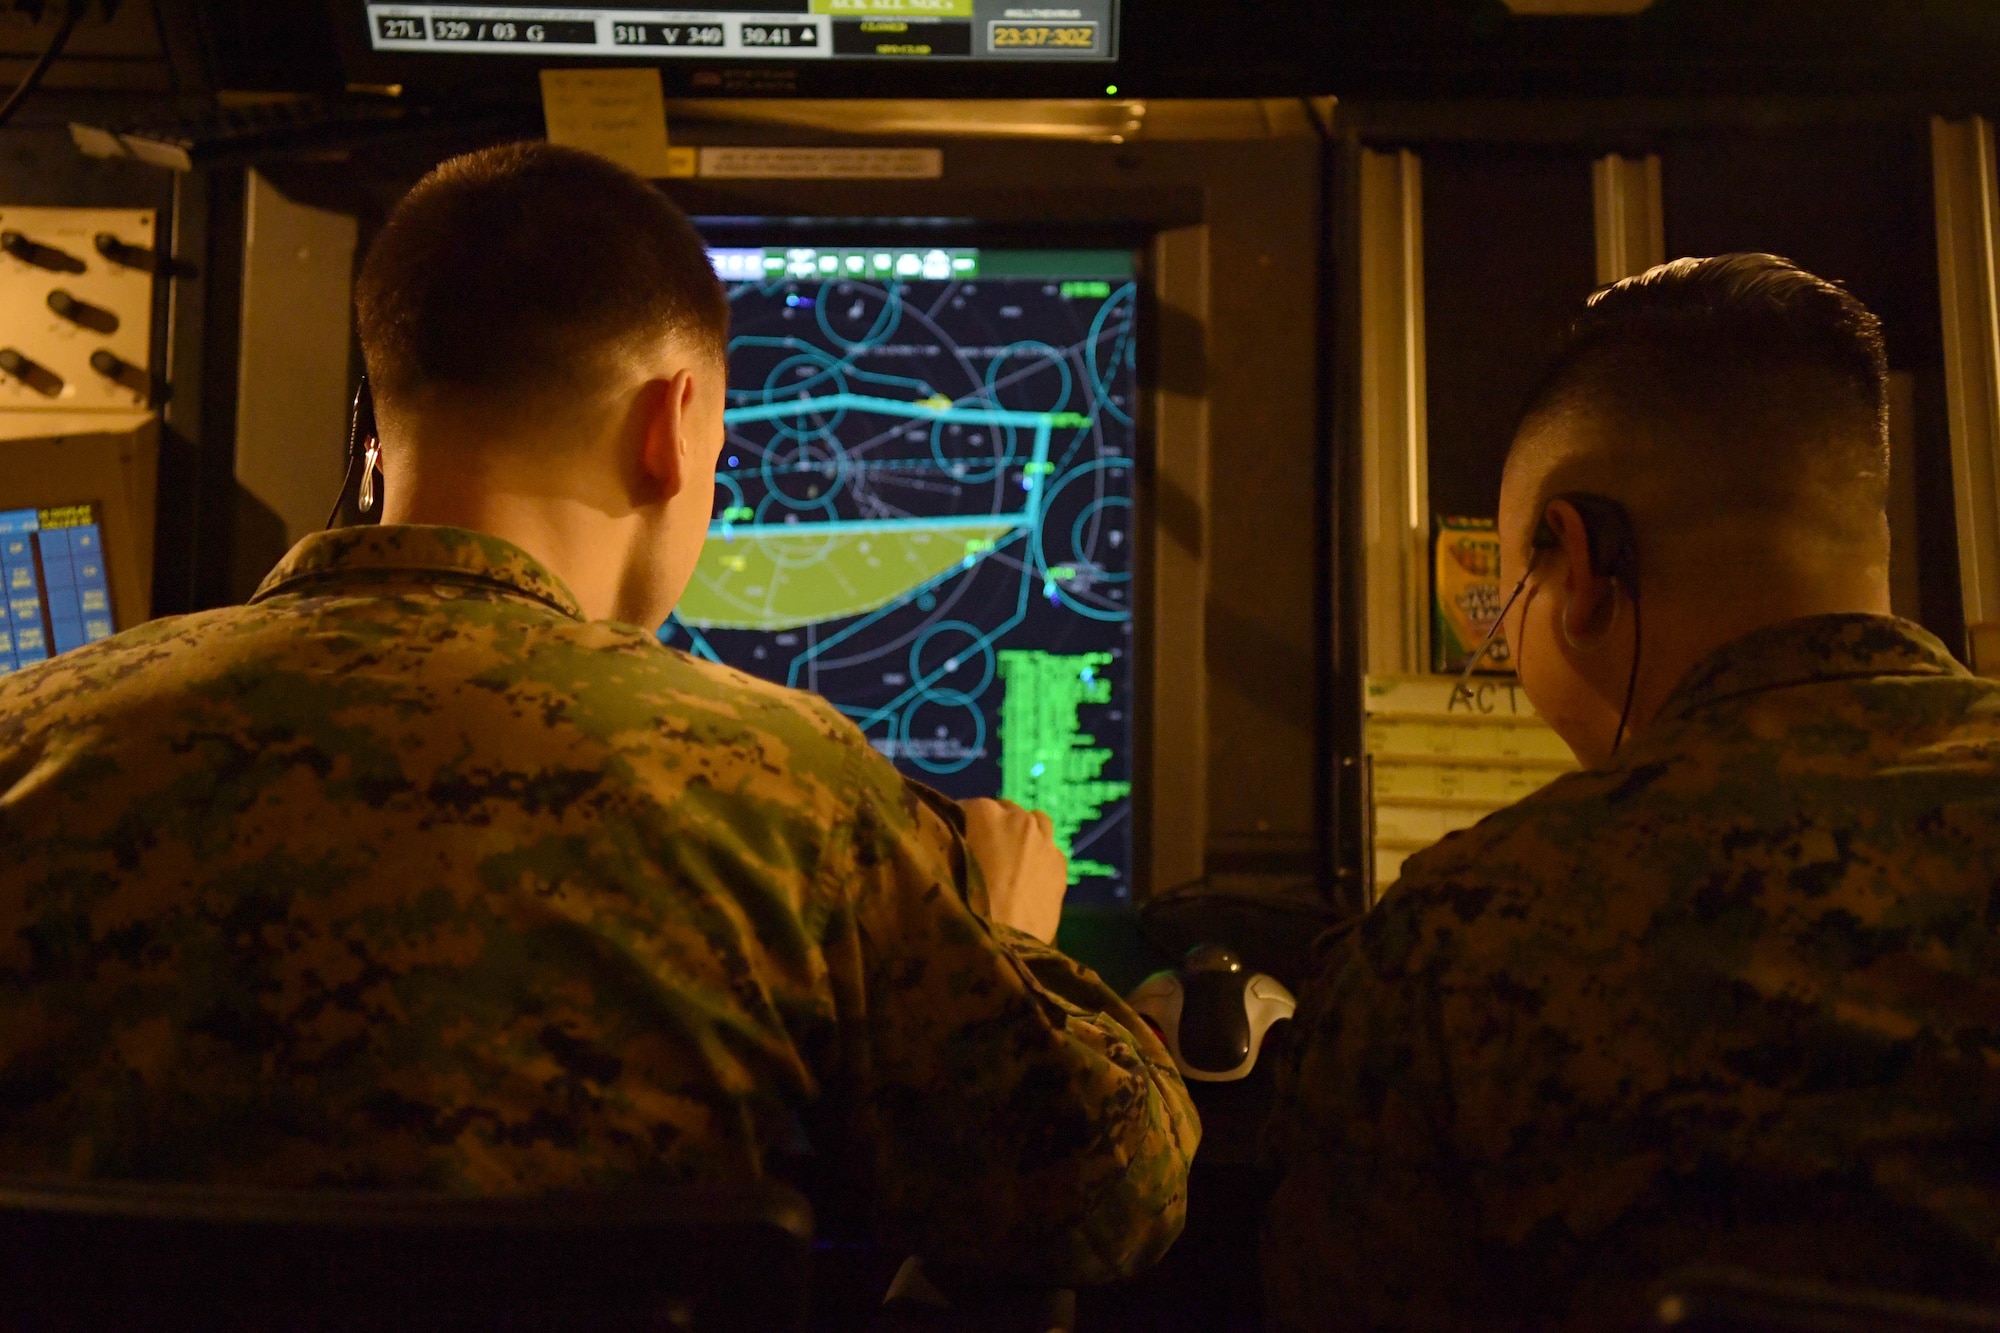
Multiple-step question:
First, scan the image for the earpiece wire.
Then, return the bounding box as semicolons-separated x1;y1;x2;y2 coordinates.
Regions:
1612;587;1642;757
326;378;375;531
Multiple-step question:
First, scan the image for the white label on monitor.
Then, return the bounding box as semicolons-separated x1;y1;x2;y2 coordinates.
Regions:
697;147;944;179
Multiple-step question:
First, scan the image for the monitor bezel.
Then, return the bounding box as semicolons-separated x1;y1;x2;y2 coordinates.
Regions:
695;222;1156;905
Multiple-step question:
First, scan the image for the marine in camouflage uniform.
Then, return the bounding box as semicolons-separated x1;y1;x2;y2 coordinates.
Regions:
0;524;1198;1285
1267;614;2000;1330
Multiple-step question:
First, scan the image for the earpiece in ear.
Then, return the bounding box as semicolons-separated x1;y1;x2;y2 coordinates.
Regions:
1544;491;1639;590
1536;492;1645;758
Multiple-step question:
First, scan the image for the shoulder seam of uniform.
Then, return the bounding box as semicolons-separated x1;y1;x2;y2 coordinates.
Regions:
1662;663;1963;723
251;567;585;621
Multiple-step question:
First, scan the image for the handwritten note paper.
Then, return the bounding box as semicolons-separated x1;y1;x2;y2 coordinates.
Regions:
538;68;674;179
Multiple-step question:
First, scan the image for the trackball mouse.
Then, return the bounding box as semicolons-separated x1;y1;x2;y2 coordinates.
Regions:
1126;944;1296;1083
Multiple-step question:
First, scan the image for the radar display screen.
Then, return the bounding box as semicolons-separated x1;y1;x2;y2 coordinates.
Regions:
364;2;1118;62
668;246;1139;904
0;504;114;676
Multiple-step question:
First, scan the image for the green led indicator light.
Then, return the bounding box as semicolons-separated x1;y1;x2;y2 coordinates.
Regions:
1105;84;1118;95
998;650;1131;883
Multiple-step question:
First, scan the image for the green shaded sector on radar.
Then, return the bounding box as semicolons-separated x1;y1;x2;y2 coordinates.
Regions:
997;649;1131;884
676;518;1019;632
677;391;1058;632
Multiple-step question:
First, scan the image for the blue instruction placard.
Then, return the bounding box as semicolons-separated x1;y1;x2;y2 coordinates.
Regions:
0;505;114;676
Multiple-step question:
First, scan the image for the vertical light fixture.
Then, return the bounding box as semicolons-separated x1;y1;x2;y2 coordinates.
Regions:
1932;117;2000;663
1359;149;1429;678
1592;153;1665;286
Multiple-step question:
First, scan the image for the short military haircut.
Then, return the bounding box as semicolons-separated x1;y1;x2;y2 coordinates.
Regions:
1512;253;1890;552
356;141;728;414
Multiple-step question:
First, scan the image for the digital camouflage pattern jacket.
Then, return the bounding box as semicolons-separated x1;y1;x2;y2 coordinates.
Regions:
1268;615;2000;1331
0;525;1197;1285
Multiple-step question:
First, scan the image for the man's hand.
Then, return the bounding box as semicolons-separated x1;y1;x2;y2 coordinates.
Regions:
960;798;1069;944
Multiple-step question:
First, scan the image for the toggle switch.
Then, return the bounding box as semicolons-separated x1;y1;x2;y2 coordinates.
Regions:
48;289;118;334
89;349;147;397
0;348;65;398
95;233;160;273
1;231;86;275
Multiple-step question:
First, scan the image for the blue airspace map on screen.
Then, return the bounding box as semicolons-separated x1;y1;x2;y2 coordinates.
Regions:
666;246;1139;904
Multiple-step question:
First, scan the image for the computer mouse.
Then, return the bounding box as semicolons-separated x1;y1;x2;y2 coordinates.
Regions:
1126;944;1296;1083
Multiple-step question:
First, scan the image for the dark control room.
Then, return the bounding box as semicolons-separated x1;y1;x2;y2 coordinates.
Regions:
5;3;2000;1331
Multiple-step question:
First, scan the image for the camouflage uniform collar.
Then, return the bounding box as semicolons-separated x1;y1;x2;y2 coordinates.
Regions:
251;525;587;620
1657;613;1967;723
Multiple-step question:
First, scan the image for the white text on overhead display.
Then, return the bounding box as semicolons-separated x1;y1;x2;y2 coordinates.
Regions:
365;1;1117;61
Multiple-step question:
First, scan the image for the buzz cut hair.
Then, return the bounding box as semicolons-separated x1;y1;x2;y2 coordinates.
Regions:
356;141;729;414
1513;253;1891;547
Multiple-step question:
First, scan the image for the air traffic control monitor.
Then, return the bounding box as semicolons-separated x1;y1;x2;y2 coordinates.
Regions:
666;246;1139;904
0;504;116;676
362;1;1119;64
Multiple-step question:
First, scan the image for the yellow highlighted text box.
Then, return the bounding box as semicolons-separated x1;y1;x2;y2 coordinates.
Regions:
811;0;972;14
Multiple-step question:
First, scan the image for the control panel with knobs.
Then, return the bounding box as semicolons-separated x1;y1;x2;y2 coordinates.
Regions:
0;207;158;414
0;349;63;399
1;232;86;274
47;290;119;335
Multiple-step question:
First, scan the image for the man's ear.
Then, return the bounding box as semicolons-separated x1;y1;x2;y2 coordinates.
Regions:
637;369;698;500
1543;498;1619;639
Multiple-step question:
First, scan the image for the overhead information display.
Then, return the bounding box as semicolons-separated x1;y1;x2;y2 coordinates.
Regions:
666;246;1139;904
366;1;1118;61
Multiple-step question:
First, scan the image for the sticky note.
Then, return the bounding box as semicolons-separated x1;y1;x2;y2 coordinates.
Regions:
539;68;674;179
